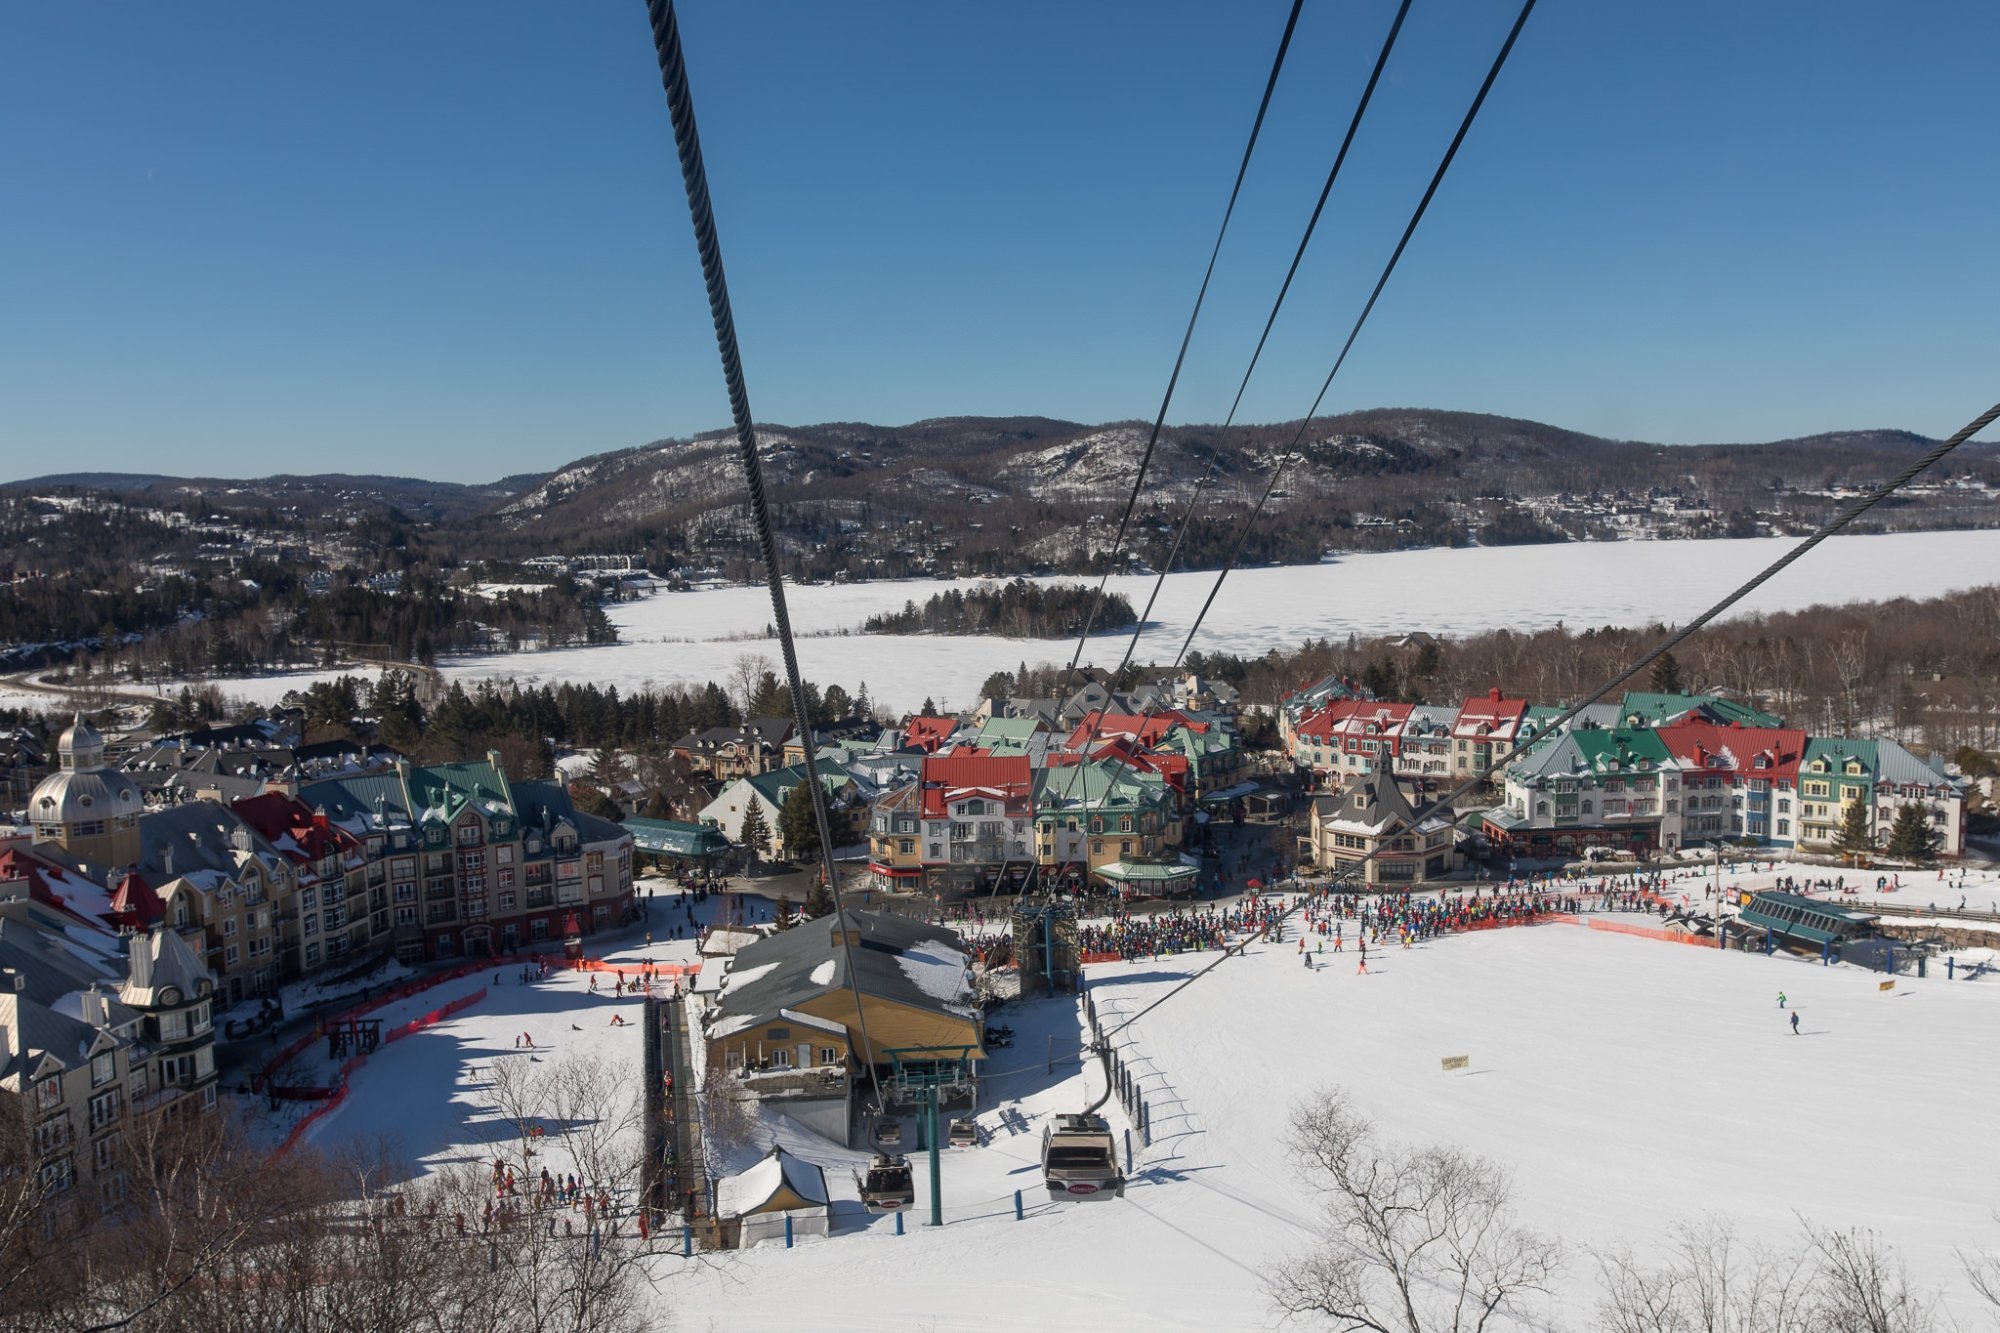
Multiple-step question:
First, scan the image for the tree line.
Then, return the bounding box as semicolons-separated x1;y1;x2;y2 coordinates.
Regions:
861;580;1137;637
1168;583;2000;762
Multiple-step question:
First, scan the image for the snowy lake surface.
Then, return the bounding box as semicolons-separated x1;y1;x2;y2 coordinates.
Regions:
19;528;1989;719
435;529;1998;713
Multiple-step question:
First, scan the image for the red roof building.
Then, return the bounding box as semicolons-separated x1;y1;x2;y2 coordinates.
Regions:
903;716;959;754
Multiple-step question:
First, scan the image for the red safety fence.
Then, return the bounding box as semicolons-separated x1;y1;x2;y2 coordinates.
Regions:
255;961;490;1092
270;986;488;1160
569;955;701;979
1574;917;1713;948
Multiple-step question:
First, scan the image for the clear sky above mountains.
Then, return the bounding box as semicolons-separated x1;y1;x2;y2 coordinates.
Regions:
4;2;1998;483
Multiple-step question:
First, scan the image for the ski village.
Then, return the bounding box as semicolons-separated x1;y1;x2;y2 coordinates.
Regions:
12;2;2000;1330
3;648;1999;1329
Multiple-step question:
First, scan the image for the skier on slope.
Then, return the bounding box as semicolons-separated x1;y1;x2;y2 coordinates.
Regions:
1790;1011;1800;1035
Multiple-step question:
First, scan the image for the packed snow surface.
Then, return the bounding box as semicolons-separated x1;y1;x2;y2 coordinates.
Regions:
281;868;2000;1329
658;918;2000;1330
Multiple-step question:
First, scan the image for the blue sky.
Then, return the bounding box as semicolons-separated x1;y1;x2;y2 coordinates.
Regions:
3;2;1997;483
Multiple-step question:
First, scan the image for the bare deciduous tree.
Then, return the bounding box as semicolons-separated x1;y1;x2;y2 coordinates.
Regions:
1266;1088;1560;1333
1596;1215;1936;1333
1595;1217;1818;1333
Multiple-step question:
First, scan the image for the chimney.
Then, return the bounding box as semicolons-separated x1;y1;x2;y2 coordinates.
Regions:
1;967;22;993
80;984;108;1028
127;932;155;991
1489;687;1503;702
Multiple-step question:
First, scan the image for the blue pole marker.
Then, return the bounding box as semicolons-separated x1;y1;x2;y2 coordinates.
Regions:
785;1214;794;1248
895;1210;904;1236
682;1224;692;1257
1014;1189;1023;1221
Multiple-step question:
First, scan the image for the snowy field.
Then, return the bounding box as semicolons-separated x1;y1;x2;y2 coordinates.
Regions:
39;528;1996;718
654;921;2000;1331
290;952;657;1181
284;878;2000;1330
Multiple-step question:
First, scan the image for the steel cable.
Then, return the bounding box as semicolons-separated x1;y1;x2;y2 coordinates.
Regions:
1062;0;1308;673
642;0;888;1118
1176;0;1538;667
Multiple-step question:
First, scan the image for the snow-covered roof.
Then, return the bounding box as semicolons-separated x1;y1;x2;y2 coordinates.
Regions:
895;938;972;1005
715;1146;830;1218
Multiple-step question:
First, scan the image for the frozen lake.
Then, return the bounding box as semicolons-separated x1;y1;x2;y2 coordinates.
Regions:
439;528;1998;713
25;528;1987;719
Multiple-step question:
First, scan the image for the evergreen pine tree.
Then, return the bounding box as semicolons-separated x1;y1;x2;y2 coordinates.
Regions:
1885;803;1940;863
778;779;822;865
854;682;872;721
738;799;771;865
1835;796;1874;856
1649;651;1685;695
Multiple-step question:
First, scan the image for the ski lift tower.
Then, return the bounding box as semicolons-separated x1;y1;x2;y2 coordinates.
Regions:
883;1045;979;1229
1011;899;1079;998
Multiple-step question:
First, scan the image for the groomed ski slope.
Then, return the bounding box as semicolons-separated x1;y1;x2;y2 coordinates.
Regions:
661;919;2000;1332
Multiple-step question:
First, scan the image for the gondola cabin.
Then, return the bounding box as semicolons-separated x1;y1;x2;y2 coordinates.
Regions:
1041;1113;1123;1201
860;1154;915;1214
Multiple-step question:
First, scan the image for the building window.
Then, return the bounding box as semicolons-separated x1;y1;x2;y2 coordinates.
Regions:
225;945;239;967
34;1077;62;1111
819;1047;840;1065
304;913;318;936
88;1088;122;1132
39;1157;74;1196
306;943;321;966
499;892;517;912
302;887;317;909
91;1052;115;1087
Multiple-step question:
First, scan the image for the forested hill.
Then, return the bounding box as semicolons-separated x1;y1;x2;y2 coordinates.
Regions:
11;409;1999;593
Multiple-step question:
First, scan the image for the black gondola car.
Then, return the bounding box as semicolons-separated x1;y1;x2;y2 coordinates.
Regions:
860;1154;915;1214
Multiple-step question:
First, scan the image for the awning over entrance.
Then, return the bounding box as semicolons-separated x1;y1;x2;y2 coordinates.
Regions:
1093;859;1199;886
625;817;732;860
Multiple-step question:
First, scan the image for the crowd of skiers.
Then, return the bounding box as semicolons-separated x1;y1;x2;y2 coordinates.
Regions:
1078;896;1292;961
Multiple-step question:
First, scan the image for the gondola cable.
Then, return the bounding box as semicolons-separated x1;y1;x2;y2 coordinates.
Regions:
641;0;892;1124
1176;0;1538;668
1064;0;1415;765
1059;0;1308;675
